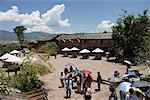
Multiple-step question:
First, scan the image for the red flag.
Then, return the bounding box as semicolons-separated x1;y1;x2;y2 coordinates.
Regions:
62;39;66;42
77;38;80;43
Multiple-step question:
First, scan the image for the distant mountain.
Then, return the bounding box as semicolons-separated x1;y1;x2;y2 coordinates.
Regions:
0;30;49;41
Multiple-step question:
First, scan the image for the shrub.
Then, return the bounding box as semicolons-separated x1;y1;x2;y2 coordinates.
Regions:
8;62;49;92
0;43;20;56
38;42;57;55
140;74;150;82
0;68;10;94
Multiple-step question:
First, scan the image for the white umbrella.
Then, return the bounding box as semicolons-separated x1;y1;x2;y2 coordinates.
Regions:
10;50;20;54
124;60;132;65
62;47;71;51
80;49;90;54
70;47;79;51
92;48;104;53
4;55;22;63
0;53;15;60
117;82;132;92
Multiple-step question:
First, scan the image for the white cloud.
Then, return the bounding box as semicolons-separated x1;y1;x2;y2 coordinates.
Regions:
97;20;114;32
0;4;70;33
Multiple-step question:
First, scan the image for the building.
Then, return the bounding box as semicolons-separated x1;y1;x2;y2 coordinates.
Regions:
80;33;112;51
56;32;113;53
29;34;59;49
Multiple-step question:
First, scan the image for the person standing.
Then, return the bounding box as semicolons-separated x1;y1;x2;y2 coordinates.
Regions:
81;74;86;93
95;72;102;91
85;74;93;88
54;52;57;59
125;88;138;100
84;85;92;100
60;72;65;87
76;75;81;93
64;67;68;75
119;90;126;100
69;66;73;72
109;84;118;100
65;75;73;99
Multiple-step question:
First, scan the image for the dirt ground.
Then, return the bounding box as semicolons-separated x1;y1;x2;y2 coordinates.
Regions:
40;54;128;100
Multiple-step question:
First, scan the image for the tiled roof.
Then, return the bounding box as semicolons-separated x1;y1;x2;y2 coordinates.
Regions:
80;33;112;39
56;33;84;40
56;33;112;40
38;34;58;41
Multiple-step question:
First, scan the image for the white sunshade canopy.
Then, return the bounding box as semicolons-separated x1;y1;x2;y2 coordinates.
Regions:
92;48;104;53
70;47;79;51
80;49;90;54
0;53;14;60
10;50;20;54
4;55;22;63
62;47;71;51
124;60;132;65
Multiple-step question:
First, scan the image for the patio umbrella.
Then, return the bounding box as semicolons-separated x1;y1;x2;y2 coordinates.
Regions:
132;81;150;88
82;69;91;75
0;53;13;60
10;50;20;54
4;55;22;64
80;49;90;54
122;72;137;78
124;60;132;65
92;48;104;53
65;63;76;67
70;47;79;51
117;82;132;92
62;47;71;51
73;68;81;76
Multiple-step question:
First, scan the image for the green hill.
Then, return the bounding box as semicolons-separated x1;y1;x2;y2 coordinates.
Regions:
0;30;49;41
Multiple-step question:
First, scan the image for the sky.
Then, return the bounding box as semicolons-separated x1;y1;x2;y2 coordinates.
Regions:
0;0;149;33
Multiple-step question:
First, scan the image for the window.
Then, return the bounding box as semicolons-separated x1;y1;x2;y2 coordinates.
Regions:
101;40;103;44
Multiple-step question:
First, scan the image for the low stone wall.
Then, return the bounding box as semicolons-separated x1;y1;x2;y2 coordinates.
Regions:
0;93;26;100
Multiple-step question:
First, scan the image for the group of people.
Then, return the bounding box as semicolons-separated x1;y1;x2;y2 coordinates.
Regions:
109;84;139;100
59;66;102;100
108;70;148;100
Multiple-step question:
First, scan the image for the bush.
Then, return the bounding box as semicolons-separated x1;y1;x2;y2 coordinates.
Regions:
0;68;10;94
9;71;44;92
22;62;52;76
8;62;49;92
140;74;150;82
0;43;20;56
38;42;57;55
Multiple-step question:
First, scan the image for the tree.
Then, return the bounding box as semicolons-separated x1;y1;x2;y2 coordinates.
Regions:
112;10;150;64
13;26;26;50
38;42;58;55
0;43;20;56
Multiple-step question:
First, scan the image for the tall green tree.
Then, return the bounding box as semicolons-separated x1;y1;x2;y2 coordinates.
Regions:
13;25;26;50
112;10;150;64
